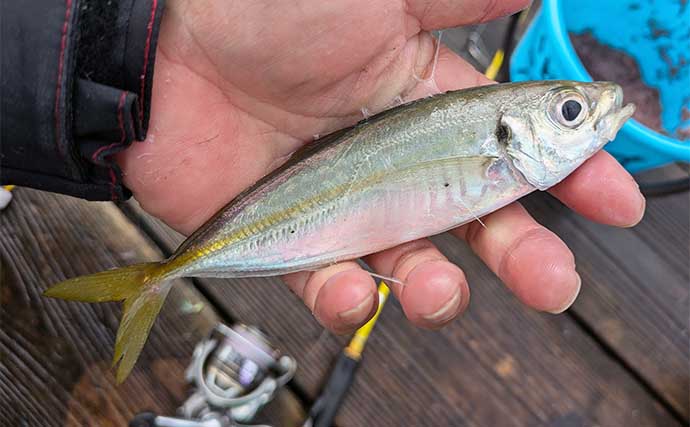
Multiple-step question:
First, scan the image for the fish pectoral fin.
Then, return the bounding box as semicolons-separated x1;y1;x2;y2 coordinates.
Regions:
378;155;499;186
44;262;173;383
412;155;499;172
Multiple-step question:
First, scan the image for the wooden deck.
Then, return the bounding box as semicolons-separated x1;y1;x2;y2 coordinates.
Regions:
2;172;687;426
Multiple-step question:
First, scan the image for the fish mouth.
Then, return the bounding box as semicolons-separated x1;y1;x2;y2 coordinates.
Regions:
595;83;636;142
606;103;635;139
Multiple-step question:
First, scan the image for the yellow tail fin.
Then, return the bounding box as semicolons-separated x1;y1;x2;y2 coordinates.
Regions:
44;262;172;383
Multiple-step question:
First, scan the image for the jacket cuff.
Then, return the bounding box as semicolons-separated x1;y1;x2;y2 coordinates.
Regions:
0;0;165;201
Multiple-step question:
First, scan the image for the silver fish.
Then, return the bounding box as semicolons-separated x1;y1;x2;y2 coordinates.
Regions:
45;81;635;381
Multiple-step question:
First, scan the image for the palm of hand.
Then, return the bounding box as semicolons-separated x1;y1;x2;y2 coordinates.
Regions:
118;0;644;334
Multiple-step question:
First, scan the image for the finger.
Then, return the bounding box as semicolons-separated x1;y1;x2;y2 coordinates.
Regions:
364;239;469;329
453;203;581;314
549;150;645;227
406;0;531;30
283;261;378;334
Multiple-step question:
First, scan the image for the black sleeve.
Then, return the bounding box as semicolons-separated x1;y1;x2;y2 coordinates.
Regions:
1;0;166;201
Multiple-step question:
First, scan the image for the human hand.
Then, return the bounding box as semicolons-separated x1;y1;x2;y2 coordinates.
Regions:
117;0;645;334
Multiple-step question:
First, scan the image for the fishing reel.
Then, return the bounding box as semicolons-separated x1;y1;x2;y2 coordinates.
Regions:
131;323;296;427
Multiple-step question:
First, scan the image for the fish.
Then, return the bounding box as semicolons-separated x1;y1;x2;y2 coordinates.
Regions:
45;81;635;382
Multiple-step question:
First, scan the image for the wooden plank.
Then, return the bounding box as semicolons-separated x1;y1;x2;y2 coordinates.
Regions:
0;189;303;427
523;186;689;418
124;199;681;427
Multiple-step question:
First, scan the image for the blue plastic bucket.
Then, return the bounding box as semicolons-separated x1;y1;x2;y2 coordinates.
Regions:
510;0;690;172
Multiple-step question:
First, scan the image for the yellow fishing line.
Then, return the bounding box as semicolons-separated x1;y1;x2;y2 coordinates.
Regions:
344;282;390;360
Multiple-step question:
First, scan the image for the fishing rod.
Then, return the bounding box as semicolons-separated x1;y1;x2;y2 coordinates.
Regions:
301;282;390;427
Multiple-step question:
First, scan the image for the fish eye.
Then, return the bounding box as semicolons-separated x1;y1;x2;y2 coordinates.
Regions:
550;91;588;129
562;100;582;121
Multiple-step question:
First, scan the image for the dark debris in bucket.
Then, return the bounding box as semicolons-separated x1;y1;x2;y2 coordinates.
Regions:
569;32;669;136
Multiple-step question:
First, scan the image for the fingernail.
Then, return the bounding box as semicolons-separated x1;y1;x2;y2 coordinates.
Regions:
422;289;462;323
548;273;582;314
337;294;375;325
623;192;646;228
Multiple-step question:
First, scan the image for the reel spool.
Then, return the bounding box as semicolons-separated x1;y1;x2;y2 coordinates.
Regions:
131;323;296;427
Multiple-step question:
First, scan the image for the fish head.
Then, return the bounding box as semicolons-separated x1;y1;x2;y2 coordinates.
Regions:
500;81;635;190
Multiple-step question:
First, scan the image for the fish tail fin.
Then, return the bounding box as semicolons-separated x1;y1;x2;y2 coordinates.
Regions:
44;262;174;383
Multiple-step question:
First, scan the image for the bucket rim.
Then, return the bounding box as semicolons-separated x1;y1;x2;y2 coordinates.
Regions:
543;0;689;158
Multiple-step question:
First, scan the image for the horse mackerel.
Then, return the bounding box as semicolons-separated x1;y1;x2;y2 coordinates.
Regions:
45;81;635;382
